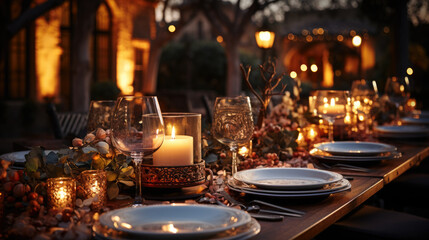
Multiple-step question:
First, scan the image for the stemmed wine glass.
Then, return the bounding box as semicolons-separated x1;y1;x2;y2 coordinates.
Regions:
351;80;378;130
385;76;410;124
314;90;350;142
110;96;165;206
212;96;254;175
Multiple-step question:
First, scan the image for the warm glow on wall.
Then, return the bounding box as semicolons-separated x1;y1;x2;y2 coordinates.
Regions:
322;50;333;88
116;14;135;95
35;7;62;100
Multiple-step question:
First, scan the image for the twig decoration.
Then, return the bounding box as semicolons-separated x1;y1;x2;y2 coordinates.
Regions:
240;59;287;129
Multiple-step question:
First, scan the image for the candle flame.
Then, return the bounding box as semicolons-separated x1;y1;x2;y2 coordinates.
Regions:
58;187;66;199
171;126;176;139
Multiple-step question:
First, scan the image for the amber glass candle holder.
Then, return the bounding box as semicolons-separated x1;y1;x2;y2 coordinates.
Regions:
47;177;76;210
80;170;107;209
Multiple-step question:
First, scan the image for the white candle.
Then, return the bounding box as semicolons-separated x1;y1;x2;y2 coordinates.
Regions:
153;127;193;166
319;98;344;115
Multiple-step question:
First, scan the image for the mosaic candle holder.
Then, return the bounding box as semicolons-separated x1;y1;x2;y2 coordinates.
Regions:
80;170;107;209
47;177;76;210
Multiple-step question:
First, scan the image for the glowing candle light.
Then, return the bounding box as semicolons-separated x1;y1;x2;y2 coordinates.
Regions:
153;126;193;166
80;170;107;210
47;177;75;210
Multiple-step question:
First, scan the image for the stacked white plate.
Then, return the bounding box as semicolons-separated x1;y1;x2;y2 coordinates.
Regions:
94;204;260;240
374;125;429;139
310;141;400;163
228;168;350;199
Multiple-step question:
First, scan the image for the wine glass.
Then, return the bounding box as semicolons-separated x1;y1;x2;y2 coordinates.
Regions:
314;90;350;142
212;96;254;175
110;96;165;206
87;100;116;132
385;76;410;124
351;80;378;131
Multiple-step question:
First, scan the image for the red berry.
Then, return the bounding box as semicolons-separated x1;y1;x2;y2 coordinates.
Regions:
13;183;26;198
28;192;38;201
37;195;44;205
3;182;15;192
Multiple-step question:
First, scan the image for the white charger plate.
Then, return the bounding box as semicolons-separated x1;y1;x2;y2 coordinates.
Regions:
0;150;57;163
228;178;351;199
233;168;343;190
228;178;349;195
99;204;251;240
309;148;400;162
94;218;260;240
374;125;429;138
314;141;397;156
401;117;429;125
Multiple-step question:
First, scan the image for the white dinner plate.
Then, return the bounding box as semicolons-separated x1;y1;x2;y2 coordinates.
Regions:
99;204;251;240
228;178;351;199
401;117;429;125
228;178;349;195
233;168;343;190
411;110;429;118
314;141;397;156
309;148;400;162
374;125;429;138
94;218;260;240
0;150;57;163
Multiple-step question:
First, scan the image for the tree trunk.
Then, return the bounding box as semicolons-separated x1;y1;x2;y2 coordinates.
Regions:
225;40;241;96
142;43;162;94
70;0;101;112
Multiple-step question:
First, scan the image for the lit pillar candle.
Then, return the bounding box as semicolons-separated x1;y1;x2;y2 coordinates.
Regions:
153;126;193;166
319;98;345;115
47;177;76;210
80;170;107;210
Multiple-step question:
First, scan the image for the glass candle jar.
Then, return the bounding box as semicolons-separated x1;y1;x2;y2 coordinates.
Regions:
153;113;201;166
80;170;107;209
47;177;76;210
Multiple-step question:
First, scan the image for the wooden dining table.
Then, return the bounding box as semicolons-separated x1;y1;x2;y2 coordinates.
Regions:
252;139;429;240
8;137;429;240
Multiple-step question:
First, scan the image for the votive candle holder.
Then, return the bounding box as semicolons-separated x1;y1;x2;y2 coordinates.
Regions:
47;177;76;210
80;170;107;209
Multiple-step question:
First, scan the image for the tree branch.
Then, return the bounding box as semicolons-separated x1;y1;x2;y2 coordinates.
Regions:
6;0;66;38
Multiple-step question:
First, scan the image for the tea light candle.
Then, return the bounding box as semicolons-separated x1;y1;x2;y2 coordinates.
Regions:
47;177;75;210
153;126;193;166
80;170;107;209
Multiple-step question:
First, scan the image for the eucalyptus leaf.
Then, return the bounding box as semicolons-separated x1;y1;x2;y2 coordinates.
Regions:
106;171;118;182
107;183;120;200
46;152;59;164
25;156;39;172
204;153;218;164
119;166;134;178
118;180;135;187
82;146;98;154
64;163;72;176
